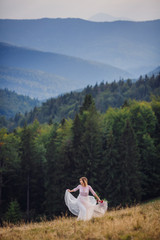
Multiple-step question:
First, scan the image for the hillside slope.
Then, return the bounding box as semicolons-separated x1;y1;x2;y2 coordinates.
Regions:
0;88;40;119
0;199;160;240
1;73;159;129
0;66;74;100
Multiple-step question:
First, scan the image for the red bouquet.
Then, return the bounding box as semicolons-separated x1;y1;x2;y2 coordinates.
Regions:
97;200;104;204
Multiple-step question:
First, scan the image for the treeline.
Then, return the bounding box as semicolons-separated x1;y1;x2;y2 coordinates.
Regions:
0;95;160;223
1;74;160;131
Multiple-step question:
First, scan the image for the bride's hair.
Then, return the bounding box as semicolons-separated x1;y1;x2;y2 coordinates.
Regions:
80;177;88;187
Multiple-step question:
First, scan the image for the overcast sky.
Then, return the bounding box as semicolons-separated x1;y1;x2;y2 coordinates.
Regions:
0;0;160;21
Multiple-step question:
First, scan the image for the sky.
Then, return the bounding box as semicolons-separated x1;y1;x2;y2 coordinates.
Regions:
0;0;160;21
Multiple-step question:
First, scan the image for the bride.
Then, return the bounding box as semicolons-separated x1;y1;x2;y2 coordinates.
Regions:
65;177;108;220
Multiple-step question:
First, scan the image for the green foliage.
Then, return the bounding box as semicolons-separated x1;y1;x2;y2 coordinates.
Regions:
118;120;141;205
1;74;160;130
5;200;22;224
0;128;20;218
0;95;160;223
74;96;102;189
0;88;40;119
140;133;160;199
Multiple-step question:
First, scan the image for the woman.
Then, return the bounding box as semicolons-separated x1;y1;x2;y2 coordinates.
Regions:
65;177;108;220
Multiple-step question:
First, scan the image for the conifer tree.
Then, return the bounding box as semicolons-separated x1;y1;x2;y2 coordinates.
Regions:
20;124;35;220
102;130;120;206
45;125;58;217
72;113;84;181
52;119;75;215
79;94;95;113
140;133;160;200
73;95;102;190
5;200;22;224
118;120;141;206
0;129;20;220
30;140;46;216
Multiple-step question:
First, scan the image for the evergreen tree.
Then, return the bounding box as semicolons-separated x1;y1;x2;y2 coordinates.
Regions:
54;119;75;215
140;133;160;200
0;129;20;219
72;114;83;149
30;139;46;217
118;120;141;206
151;96;160;146
72;113;84;181
5;200;22;224
151;97;160;197
73;95;102;190
20;124;35;220
102;130;120;206
45;125;58;217
79;94;95;113
80;107;102;189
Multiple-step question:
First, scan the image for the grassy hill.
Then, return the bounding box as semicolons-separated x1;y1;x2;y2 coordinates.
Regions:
1;199;160;240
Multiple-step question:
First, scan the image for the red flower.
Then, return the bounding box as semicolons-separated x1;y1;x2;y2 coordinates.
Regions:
100;200;103;203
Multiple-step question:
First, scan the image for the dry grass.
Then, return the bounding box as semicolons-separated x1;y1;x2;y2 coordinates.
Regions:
0;199;160;240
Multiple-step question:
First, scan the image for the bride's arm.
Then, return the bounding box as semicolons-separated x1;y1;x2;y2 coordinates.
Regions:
89;185;101;201
68;189;74;192
68;185;80;192
94;193;101;202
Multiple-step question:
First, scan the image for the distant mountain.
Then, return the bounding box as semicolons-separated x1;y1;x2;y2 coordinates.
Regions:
0;88;40;119
89;13;131;22
0;18;159;76
89;13;118;22
0;66;76;100
0;42;131;99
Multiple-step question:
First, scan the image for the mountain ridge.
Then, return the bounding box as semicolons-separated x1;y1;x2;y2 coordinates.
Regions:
0;18;159;75
89;12;132;22
0;42;131;99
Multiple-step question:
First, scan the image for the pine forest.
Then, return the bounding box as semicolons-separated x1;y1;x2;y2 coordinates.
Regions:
0;73;160;223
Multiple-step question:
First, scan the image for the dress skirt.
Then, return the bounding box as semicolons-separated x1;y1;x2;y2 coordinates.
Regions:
65;190;108;220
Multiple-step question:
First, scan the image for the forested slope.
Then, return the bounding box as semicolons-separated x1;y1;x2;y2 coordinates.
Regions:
0;88;40;119
1;74;159;130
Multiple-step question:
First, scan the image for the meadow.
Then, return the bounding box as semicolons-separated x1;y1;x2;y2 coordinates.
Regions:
0;198;160;240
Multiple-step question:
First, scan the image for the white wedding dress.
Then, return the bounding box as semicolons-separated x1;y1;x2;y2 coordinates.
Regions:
65;185;108;221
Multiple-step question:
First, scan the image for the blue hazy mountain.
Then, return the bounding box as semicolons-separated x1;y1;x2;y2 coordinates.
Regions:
146;66;160;77
0;18;159;76
0;65;72;100
0;42;131;99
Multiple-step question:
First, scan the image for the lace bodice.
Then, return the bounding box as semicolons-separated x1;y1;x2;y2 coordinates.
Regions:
73;185;96;197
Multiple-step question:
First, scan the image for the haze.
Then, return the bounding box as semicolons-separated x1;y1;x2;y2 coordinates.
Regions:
0;0;160;21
